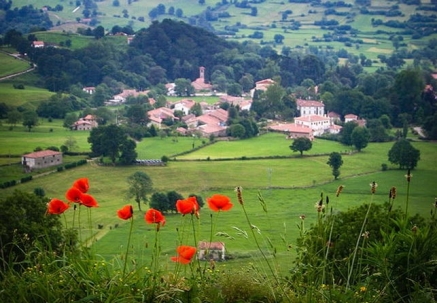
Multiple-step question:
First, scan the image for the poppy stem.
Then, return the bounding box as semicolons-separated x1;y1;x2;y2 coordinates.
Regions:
190;215;201;279
122;216;134;278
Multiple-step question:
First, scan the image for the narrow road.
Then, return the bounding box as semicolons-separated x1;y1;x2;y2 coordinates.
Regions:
0;50;35;81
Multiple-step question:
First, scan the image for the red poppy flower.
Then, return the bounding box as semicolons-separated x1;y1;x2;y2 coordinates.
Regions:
117;205;133;220
171;245;197;264
145;209;166;227
176;196;199;216
207;194;233;212
47;198;70;215
73;178;89;193
80;193;99;208
66;187;83;203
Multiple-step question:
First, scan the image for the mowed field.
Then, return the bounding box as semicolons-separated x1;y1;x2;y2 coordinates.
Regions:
1;122;436;274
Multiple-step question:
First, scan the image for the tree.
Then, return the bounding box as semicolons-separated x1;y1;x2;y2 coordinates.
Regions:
63;113;78;129
64;136;78;152
0;191;64;268
339;121;358;146
88;125;134;164
327;152;343;180
166;191;184;213
290;137;312;156
229;124;245;138
119;139;137;165
149;192;169;212
22;110;39;132
351;127;370;151
7;109;22;129
126;171;153;211
274;34;285;44
174;78;195;96
388;139;421;170
250;7;258;16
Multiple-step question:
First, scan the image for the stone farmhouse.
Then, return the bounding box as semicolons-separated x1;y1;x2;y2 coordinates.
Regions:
22;150;62;170
198;241;226;261
72;114;98;131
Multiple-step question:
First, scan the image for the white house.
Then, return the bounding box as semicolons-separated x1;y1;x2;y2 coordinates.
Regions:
296;99;325;117
294;115;331;136
173;99;196;115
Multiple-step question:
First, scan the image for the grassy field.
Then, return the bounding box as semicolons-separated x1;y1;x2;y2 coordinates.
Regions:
10;0;437;63
0;52;30;77
1;127;435;274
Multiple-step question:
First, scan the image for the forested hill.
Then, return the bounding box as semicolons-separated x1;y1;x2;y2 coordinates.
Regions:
130;19;232;81
0;0;52;34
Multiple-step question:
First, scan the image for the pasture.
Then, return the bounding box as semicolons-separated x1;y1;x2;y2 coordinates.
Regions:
2;126;436;274
0;52;30;77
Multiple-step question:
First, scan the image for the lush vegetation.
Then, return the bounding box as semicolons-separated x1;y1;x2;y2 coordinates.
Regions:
1;2;437;301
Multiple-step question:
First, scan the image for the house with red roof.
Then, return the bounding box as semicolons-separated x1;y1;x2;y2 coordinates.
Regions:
147;107;176;128
294;115;331;136
32;41;44;48
296;99;325;116
198;241;226;261
72;115;98;131
345;114;366;126
172;99;196;115
22;150;62;170
268;122;314;140
219;95;252;111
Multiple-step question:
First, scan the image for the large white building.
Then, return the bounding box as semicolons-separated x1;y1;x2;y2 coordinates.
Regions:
296;99;325;116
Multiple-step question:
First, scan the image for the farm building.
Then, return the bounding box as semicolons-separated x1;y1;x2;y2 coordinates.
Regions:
198;241;226;261
22;150;63;170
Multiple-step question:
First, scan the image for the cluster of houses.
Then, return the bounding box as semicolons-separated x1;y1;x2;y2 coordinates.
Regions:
74;67;365;140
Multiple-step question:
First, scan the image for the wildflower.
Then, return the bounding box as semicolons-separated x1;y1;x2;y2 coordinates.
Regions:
360;286;367;292
65;187;83;203
326;241;334;248
389;186;397;199
412;225;418;234
80;193;99;208
235;186;243;205
176;196;199;217
370;181;378;194
315;199;324;212
47;198;70;215
117;205;133;220
405;169;412;182
145;208;166;229
299;214;306;220
207;194;233;212
170;245;197;264
361;231;370;239
72;178;89;193
336;185;344;197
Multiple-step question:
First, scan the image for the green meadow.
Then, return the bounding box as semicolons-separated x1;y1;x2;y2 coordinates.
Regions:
1;124;436;275
0;52;30;77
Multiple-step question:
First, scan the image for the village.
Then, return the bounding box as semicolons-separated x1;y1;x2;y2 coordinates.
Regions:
75;66;365;140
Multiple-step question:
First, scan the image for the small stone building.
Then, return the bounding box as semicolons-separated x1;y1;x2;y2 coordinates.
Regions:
22;150;63;170
198;241;226;261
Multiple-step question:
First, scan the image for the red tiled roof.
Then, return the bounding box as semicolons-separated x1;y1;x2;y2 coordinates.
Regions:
23;150;61;158
198;241;225;250
268;123;312;134
294;115;330;122
296;99;324;107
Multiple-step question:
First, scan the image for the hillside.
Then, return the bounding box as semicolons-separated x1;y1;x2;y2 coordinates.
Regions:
6;0;437;62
